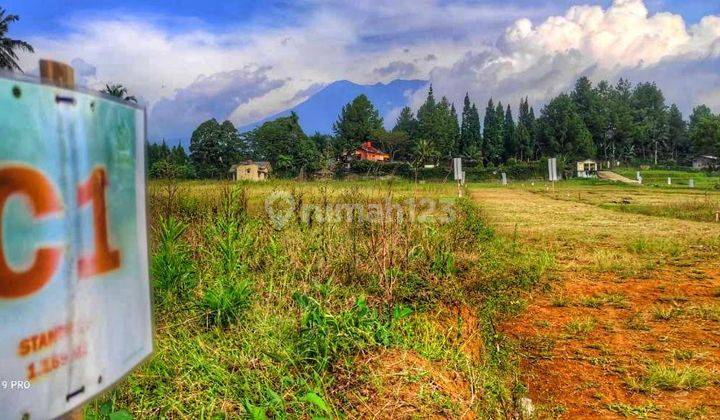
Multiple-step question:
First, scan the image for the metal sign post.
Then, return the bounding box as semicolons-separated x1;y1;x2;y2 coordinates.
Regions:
453;158;463;197
0;61;152;419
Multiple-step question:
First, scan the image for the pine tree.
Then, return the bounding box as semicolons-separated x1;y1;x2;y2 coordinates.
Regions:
416;85;437;146
667;104;689;162
502;104;518;162
482;99;495;162
333;94;383;158
393;107;418;138
450;103;461;156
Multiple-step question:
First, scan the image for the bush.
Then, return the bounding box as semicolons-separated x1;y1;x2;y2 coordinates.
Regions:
200;277;253;328
151;217;195;301
292;293;405;370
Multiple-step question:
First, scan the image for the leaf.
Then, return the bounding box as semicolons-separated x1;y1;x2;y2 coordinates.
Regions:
242;400;267;420
392;305;413;320
108;410;133;420
303;392;331;415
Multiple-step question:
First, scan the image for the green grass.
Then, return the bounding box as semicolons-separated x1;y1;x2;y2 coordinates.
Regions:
565;317;597;337
606;402;659;418
626;363;713;393
614;168;720;190
86;180;553;418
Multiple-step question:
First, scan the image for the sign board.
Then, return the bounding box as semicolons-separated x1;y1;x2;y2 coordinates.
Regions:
501;172;507;185
547;158;558;181
0;76;152;418
689;179;694;188
453;158;462;181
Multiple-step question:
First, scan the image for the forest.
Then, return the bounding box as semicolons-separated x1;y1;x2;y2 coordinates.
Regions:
148;77;720;179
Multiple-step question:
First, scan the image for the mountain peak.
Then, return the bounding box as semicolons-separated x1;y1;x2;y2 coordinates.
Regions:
241;79;428;134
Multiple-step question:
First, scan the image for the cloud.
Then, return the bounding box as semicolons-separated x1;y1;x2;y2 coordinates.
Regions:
18;0;720;139
417;0;720;116
150;66;285;139
373;61;419;78
70;58;97;85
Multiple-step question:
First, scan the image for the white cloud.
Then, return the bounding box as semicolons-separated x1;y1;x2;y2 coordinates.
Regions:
17;0;720;138
150;66;285;139
420;0;720;116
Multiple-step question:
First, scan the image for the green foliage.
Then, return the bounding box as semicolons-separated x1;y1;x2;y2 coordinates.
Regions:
333;94;384;157
537;93;595;160
102;84;137;103
292;293;394;370
689;105;720;158
151;216;195;299
189;119;245;179
248;112;320;177
460;93;482;156
0;8;33;72
200;277;253;328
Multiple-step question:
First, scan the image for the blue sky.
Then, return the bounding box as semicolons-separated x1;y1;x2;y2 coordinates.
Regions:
5;0;720;139
6;0;718;37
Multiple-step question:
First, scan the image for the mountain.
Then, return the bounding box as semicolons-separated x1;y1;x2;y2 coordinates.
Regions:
240;79;427;134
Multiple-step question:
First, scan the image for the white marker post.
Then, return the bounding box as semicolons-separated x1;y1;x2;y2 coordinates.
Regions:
668;177;672;185
453;157;463;197
548;157;558;192
689;179;695;188
501;172;507;185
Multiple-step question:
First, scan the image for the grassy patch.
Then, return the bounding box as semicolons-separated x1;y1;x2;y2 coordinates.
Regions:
565;317;597;337
627;363;712;393
606;402;659;418
86;181;553;418
580;293;630;309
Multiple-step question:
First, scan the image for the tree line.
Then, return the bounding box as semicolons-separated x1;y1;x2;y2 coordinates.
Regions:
149;77;720;179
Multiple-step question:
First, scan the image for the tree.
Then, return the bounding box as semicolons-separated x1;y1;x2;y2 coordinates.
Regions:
481;100;505;165
102;84;137;103
189;119;244;178
333;95;383;158
689;106;720;157
460;93;481;156
249;112;320;176
416;85;437;143
393;106;418;139
502;104;518;161
631;82;669;164
0;8;33;72
189;119;225;178
482;99;504;164
372;128;409;161
667;104;690;162
517;98;535;161
410;138;440;182
537;94;595;160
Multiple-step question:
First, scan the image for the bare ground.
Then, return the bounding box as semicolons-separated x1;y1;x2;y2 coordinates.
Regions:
472;187;720;418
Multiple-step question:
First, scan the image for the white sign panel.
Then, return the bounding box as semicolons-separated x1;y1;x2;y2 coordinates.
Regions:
547;158;558;181
453;158;462;181
0;76;152;418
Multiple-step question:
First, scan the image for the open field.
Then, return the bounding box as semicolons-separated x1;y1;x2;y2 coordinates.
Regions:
614;168;720;190
89;179;720;418
472;184;720;418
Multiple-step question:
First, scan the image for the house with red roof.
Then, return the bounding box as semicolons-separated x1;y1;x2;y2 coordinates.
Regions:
354;141;390;162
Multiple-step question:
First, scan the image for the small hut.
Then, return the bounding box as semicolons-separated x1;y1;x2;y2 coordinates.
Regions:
576;159;598;178
229;161;272;181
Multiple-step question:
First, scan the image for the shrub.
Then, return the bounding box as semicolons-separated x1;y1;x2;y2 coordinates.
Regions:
199;277;253;328
151;217;195;300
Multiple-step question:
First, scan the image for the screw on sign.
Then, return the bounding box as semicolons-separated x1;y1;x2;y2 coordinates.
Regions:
0;61;153;419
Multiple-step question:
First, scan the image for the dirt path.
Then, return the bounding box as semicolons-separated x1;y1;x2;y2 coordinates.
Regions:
598;171;641;184
471;187;720;418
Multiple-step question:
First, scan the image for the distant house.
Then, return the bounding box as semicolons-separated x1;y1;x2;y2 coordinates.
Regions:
576;159;598;178
692;155;718;170
354;141;390;162
229;161;271;181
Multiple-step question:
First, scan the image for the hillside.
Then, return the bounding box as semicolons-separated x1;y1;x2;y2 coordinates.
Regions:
240;79;427;134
